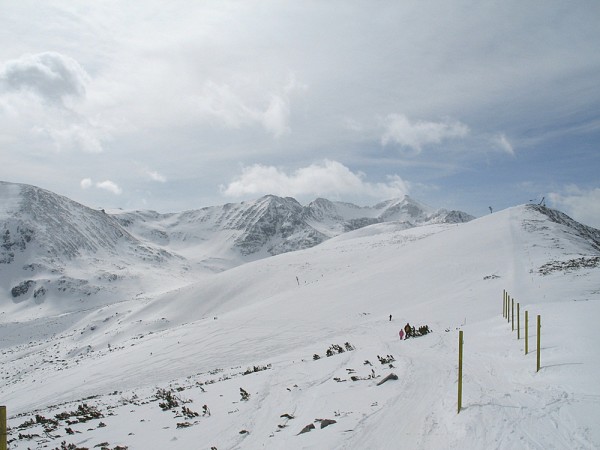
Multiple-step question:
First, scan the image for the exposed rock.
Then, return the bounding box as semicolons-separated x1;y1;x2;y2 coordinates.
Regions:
11;280;35;298
298;423;315;435
318;419;337;429
376;373;399;386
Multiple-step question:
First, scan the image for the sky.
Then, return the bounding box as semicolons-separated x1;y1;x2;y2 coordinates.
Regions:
1;1;599;227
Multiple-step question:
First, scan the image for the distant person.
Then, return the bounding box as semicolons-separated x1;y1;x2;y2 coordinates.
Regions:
404;323;411;339
399;329;404;340
389;314;392;321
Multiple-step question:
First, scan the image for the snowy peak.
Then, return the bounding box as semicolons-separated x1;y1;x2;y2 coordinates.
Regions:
371;195;473;225
232;195;311;255
2;181;132;258
113;194;474;259
0;181;184;310
373;195;434;222
526;204;600;252
304;195;474;235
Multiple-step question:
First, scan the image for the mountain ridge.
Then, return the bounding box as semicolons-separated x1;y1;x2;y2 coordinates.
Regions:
0;181;188;314
7;179;599;321
1;181;475;313
112;192;475;258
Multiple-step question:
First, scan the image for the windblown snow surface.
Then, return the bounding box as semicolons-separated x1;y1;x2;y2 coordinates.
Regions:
1;205;599;449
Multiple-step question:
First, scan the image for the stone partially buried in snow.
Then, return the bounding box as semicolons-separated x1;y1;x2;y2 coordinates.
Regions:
298;423;315;434
376;372;398;386
318;418;337;429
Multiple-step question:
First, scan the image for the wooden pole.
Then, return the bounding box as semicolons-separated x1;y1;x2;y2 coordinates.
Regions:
537;315;541;372
458;330;463;414
507;295;510;323
517;303;520;339
0;405;6;450
525;311;529;355
511;298;514;331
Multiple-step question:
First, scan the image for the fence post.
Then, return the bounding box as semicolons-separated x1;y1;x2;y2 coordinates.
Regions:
525;311;529;355
536;315;541;372
511;298;514;331
0;405;6;450
502;290;505;317
458;330;463;414
517;303;520;340
507;295;510;323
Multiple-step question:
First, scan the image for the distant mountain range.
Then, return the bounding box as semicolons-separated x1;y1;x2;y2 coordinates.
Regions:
111;194;474;259
1;181;475;309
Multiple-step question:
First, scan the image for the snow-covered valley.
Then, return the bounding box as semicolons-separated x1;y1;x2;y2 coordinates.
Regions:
1;182;599;449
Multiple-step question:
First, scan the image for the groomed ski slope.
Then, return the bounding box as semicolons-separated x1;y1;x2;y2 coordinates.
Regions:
1;205;599;449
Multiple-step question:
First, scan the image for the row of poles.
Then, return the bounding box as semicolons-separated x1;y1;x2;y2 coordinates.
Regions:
457;289;542;414
503;289;541;371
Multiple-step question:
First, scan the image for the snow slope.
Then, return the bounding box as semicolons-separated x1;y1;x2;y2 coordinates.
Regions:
1;205;599;449
0;182;191;320
1;181;473;320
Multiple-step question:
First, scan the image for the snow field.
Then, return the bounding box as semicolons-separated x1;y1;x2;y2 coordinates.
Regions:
2;205;599;449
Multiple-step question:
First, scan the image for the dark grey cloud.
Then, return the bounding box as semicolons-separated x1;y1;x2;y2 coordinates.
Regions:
0;52;88;105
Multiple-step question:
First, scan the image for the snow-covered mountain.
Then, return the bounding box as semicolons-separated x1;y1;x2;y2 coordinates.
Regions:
0;181;472;316
1;195;599;449
112;194;473;262
0;181;189;316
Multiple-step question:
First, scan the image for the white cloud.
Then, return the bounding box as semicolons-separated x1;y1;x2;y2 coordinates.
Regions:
196;81;253;129
548;186;600;229
147;170;167;183
80;178;123;195
96;180;122;195
80;178;93;189
34;123;105;153
195;75;305;138
0;53;108;155
492;133;515;155
0;52;89;106
381;114;469;152
221;160;409;200
262;94;290;138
